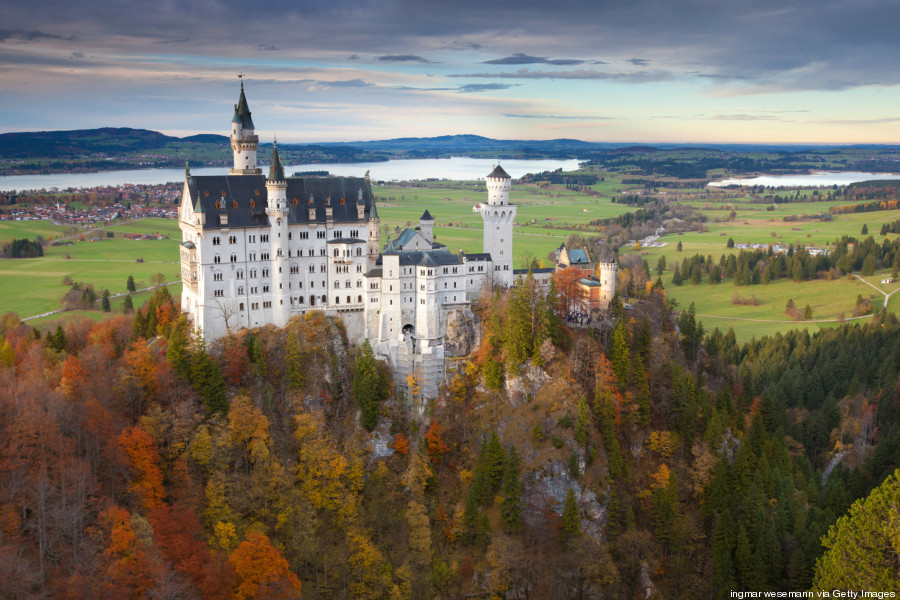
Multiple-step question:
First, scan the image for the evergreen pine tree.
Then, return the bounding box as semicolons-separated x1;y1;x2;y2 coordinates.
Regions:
131;307;146;340
503;276;532;375
51;324;66;352
609;319;630;386
501;445;523;532
165;319;192;379
672;268;683;286
561;487;580;541
354;339;384;431
191;343;227;414
122;295;134;313
127;274;136;293
101;289;111;312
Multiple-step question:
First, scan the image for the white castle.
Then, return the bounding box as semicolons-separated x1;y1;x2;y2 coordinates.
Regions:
179;83;612;396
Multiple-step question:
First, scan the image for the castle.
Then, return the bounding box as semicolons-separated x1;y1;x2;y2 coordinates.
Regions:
178;82;613;396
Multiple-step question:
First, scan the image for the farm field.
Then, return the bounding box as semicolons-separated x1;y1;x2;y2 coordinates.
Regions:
0;220;85;244
663;275;899;342
0;233;180;317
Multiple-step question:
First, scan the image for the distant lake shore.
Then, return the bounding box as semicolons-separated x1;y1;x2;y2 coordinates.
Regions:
0;157;582;192
709;170;900;188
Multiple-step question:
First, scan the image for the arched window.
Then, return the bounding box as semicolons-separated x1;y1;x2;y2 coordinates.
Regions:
333;249;339;257
357;295;362;303
334;296;340;304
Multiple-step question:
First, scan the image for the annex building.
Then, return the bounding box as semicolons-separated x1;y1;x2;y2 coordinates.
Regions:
178;83;558;397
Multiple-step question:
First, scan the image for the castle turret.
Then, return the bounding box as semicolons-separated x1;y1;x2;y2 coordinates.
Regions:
479;164;516;286
230;79;262;175
598;259;618;305
367;174;380;269
265;142;290;326
419;209;434;244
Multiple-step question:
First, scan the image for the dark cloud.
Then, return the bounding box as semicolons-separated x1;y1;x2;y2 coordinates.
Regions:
483;53;587;66
257;45;280;51
377;54;435;63
457;83;518;93
0;29;72;42
154;38;189;44
347;54;360;60
628;58;649;66
70;51;84;58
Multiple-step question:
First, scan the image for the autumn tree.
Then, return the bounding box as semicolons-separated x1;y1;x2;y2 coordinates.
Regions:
561;487;580;541
229;531;301;600
118;425;165;512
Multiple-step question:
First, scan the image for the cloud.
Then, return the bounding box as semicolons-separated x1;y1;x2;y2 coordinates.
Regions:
257;45;280;51
377;54;435;63
628;58;650;66
457;83;518;93
450;67;672;82
0;29;71;43
347;54;359;60
317;79;373;88
504;113;611;120
483;53;587;66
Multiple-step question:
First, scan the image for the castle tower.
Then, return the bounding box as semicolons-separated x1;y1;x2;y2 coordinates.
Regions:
480;164;516;286
367;174;381;269
265;142;290;326
230;79;262;175
419;210;434;244
598;260;618;305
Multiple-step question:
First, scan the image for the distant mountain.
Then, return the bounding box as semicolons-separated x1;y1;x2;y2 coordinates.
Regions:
0;127;183;159
315;134;619;155
181;134;230;144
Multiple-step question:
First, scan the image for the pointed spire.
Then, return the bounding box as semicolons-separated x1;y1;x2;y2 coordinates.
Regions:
184;160;190;178
268;139;284;182
233;76;255;129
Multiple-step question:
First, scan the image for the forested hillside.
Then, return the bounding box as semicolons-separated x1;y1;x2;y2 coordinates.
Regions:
1;276;899;598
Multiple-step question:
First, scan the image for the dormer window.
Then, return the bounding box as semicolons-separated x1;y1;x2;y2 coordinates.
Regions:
340;197;345;205
232;200;238;208
250;200;256;208
255;190;261;196
292;198;298;206
215;202;221;209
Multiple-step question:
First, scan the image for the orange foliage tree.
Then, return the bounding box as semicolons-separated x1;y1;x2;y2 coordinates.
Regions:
229;531;301;600
424;420;450;464
552;268;590;314
118;426;165;511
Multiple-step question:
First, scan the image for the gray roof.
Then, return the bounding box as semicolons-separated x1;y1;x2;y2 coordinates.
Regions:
462;252;492;261
268;143;284;181
327;237;365;244
514;267;555;274
186;174;376;229
180;241;195;249
232;82;255;130
364;268;383;278
488;164;511;179
377;249;463;267
420;209;434;221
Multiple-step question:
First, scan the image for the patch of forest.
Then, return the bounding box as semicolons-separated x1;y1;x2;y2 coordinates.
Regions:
0;271;899;598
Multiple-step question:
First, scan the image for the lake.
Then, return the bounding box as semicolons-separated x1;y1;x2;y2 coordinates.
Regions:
0;157;583;192
709;171;900;188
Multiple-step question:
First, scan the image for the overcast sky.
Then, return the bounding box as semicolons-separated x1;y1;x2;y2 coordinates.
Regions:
1;0;899;144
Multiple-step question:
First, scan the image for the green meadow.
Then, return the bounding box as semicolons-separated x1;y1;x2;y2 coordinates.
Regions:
0;220;85;244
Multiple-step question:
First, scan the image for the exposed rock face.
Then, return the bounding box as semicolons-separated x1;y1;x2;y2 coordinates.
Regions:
523;458;607;543
444;308;478;357
505;362;550;407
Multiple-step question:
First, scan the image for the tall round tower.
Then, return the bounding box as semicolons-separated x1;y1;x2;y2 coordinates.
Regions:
479;164;516;286
265;142;290;326
230;79;262;175
598;260;618;306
